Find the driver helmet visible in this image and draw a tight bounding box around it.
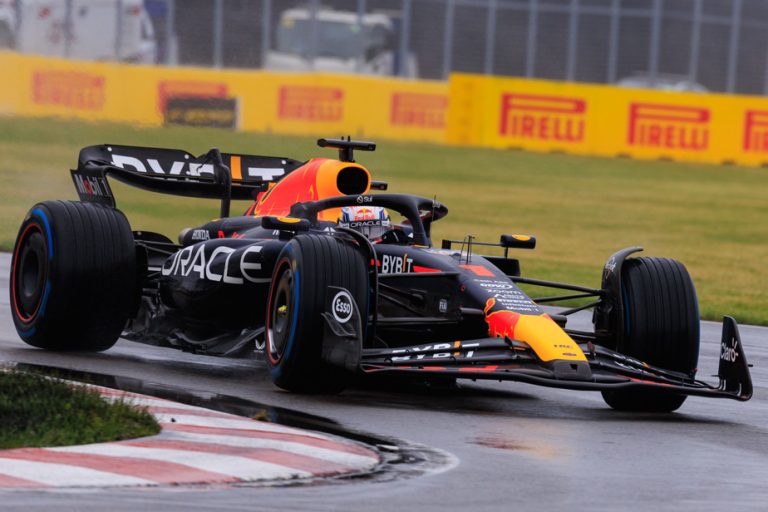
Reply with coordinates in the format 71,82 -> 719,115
338,206 -> 391,241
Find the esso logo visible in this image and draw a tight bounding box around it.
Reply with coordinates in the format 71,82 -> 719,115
332,291 -> 354,323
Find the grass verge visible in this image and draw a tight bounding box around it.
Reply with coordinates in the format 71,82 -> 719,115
0,116 -> 765,325
0,371 -> 160,449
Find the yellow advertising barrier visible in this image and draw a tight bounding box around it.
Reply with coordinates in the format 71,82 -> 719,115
446,73 -> 768,166
0,51 -> 448,144
4,51 -> 768,167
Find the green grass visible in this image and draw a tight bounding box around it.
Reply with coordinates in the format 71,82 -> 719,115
1,116 -> 766,325
0,371 -> 160,449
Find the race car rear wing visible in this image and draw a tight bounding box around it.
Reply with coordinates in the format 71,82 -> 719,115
71,144 -> 303,217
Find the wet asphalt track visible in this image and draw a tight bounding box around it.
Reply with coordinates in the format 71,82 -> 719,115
0,252 -> 766,511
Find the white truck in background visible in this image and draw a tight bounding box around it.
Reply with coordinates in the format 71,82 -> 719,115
10,0 -> 156,63
265,6 -> 418,77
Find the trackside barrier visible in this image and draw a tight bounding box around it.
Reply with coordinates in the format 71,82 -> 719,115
3,51 -> 768,166
446,73 -> 768,166
0,51 -> 448,143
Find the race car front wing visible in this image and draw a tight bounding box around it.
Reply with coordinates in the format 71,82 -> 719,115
357,316 -> 753,401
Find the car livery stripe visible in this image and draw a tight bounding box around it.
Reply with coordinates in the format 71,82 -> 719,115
230,155 -> 242,180
0,385 -> 380,489
459,264 -> 495,276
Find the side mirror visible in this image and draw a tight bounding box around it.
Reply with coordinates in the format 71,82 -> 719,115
261,216 -> 311,232
500,234 -> 536,250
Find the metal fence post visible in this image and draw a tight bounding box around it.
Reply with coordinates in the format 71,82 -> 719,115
14,0 -> 21,32
484,0 -> 497,75
166,0 -> 177,65
526,0 -> 539,78
606,0 -> 620,83
566,0 -> 579,81
65,0 -> 73,58
648,0 -> 662,87
399,0 -> 412,77
442,0 -> 455,80
308,0 -> 319,69
213,0 -> 223,68
356,0 -> 367,73
760,15 -> 768,94
688,0 -> 701,84
261,0 -> 272,68
726,0 -> 743,93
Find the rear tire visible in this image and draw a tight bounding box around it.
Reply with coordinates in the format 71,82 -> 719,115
602,257 -> 699,412
9,201 -> 137,352
265,234 -> 369,393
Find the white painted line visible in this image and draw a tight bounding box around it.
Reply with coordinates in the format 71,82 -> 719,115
0,459 -> 154,487
53,443 -> 312,480
165,431 -> 379,467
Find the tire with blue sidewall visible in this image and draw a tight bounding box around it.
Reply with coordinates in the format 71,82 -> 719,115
9,200 -> 136,351
265,233 -> 368,393
602,257 -> 700,412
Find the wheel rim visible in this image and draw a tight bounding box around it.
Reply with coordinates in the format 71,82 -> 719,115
12,224 -> 48,323
268,262 -> 294,364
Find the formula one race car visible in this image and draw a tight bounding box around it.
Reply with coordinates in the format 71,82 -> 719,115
9,138 -> 753,412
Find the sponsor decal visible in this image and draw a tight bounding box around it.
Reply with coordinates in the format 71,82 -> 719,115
498,93 -> 586,143
331,290 -> 354,324
476,280 -> 539,313
111,154 -> 215,176
720,340 -> 740,363
389,341 -> 480,362
72,174 -> 111,200
157,80 -> 228,113
484,298 -> 521,339
438,299 -> 448,314
278,86 -> 344,121
380,253 -> 413,274
190,229 -> 210,241
165,97 -> 238,129
390,92 -> 447,129
476,279 -> 515,290
32,70 -> 106,110
349,220 -> 385,229
352,207 -> 374,220
627,103 -> 709,151
356,195 -> 374,204
162,244 -> 265,284
70,170 -> 114,207
743,110 -> 768,153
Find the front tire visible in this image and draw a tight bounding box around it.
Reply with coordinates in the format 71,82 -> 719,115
265,234 -> 369,393
602,257 -> 700,412
10,201 -> 137,352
